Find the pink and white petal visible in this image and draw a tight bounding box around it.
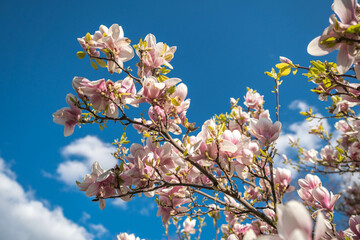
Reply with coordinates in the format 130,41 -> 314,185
145,33 -> 157,48
109,24 -> 121,40
307,36 -> 336,56
64,121 -> 76,137
277,201 -> 312,239
174,83 -> 188,101
289,229 -> 308,240
332,0 -> 357,24
221,139 -> 238,153
99,25 -> 109,34
118,45 -> 135,62
314,212 -> 327,240
337,44 -> 355,74
256,235 -> 282,240
164,78 -> 182,87
85,183 -> 100,197
354,63 -> 360,80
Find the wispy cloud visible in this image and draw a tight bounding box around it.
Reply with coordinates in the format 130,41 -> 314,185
56,135 -> 117,186
0,157 -> 93,240
112,198 -> 128,210
277,100 -> 330,155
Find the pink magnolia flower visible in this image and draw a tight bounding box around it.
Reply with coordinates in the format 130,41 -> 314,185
349,215 -> 360,239
335,120 -> 351,132
171,83 -> 190,115
320,145 -> 337,163
312,186 -> 341,211
302,149 -> 320,163
77,162 -> 116,210
349,142 -> 360,161
333,100 -> 357,114
148,105 -> 166,124
274,168 -> 294,193
298,174 -> 322,190
244,89 -> 264,109
279,56 -> 293,64
136,33 -> 176,77
298,174 -> 322,206
307,0 -> 359,74
138,76 -> 181,102
78,24 -> 134,74
230,106 -> 250,129
181,217 -> 196,234
95,24 -> 134,74
53,93 -> 82,137
156,187 -> 190,224
249,118 -> 282,144
257,201 -> 327,240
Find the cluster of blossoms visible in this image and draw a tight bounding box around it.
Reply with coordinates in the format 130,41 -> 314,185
298,174 -> 340,213
53,0 -> 360,238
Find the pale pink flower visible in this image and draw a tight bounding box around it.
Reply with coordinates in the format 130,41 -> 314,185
298,174 -> 323,206
171,83 -> 190,115
53,93 -> 82,137
78,24 -> 134,74
349,142 -> 360,160
96,24 -> 134,74
156,187 -> 190,224
335,120 -> 351,133
77,78 -> 120,118
181,217 -> 196,234
148,105 -> 166,124
256,201 -> 327,240
258,110 -> 271,120
307,0 -> 359,74
349,215 -> 360,239
274,168 -> 294,193
334,100 -> 357,114
320,145 -> 337,163
302,149 -> 320,163
138,76 -> 181,102
279,56 -> 293,64
298,174 -> 322,190
249,118 -> 282,144
136,33 -> 176,77
312,186 -> 341,211
77,162 -> 116,210
244,89 -> 264,109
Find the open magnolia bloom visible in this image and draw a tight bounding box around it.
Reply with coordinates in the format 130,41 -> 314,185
52,93 -> 81,137
257,201 -> 327,240
249,118 -> 282,144
307,0 -> 359,74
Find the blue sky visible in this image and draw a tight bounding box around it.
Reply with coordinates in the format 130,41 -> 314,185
0,0 -> 343,239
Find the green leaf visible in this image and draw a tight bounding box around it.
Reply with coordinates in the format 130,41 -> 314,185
345,22 -> 360,33
171,97 -> 181,106
95,59 -> 107,68
276,63 -> 289,69
85,33 -> 91,42
279,66 -> 291,76
90,60 -> 98,70
76,51 -> 86,59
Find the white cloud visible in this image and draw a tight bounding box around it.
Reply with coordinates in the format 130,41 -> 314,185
112,198 -> 128,210
56,135 -> 117,185
277,100 -> 330,155
139,202 -> 155,216
0,157 -> 93,240
274,100 -> 334,177
89,224 -> 108,238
